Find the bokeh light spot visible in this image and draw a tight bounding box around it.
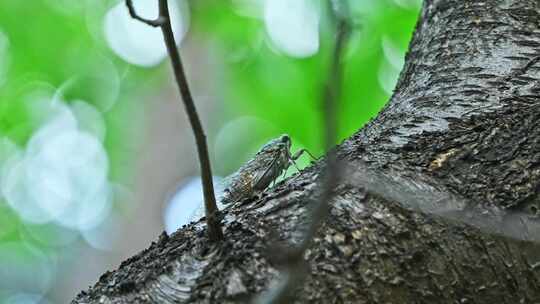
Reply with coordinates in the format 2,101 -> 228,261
1,151 -> 54,224
104,0 -> 190,67
70,100 -> 107,142
26,127 -> 110,230
2,94 -> 112,232
0,242 -> 56,294
263,0 -> 320,58
164,176 -> 223,235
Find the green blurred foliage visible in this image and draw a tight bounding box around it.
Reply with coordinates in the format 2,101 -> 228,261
192,0 -> 419,173
0,1 -> 162,300
0,0 -> 159,181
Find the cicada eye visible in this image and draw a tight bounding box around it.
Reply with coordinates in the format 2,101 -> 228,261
280,135 -> 290,144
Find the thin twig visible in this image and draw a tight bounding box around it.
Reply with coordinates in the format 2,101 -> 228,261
125,0 -> 165,27
158,0 -> 223,241
125,0 -> 223,241
261,1 -> 352,303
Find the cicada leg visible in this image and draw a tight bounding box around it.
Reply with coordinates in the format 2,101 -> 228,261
289,148 -> 318,171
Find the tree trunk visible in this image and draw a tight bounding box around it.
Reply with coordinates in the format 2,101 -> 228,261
73,0 -> 540,303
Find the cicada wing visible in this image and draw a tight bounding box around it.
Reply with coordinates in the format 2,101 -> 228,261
220,140 -> 289,204
221,170 -> 256,204
222,155 -> 277,204
251,153 -> 285,191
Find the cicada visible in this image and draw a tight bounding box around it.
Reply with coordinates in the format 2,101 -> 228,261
220,134 -> 314,204
187,134 -> 314,222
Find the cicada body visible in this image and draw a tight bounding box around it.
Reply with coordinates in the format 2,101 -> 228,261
220,134 -> 292,204
187,134 -> 312,222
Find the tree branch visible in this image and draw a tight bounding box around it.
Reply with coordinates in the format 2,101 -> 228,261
73,1 -> 540,302
125,0 -> 223,241
74,1 -> 540,302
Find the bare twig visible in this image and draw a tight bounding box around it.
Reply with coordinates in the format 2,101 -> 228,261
125,0 -> 165,27
125,0 -> 223,241
261,1 -> 352,303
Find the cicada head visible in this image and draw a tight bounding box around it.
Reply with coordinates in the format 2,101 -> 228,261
257,134 -> 291,154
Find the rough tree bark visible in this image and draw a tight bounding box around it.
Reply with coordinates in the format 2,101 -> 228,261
73,0 -> 540,303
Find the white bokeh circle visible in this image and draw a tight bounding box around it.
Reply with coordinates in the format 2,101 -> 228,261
1,96 -> 112,232
104,0 -> 190,67
263,0 -> 320,58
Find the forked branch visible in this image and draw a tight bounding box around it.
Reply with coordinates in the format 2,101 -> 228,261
125,0 -> 164,27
